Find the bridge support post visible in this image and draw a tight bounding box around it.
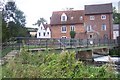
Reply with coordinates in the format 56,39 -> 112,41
76,50 -> 93,61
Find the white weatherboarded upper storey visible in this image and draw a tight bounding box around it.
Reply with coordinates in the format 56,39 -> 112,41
37,23 -> 51,38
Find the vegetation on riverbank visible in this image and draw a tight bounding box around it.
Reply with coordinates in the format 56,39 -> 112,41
109,47 -> 120,57
1,48 -> 119,78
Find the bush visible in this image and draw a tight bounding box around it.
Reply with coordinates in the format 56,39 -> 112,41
109,48 -> 120,56
70,31 -> 76,38
2,49 -> 118,78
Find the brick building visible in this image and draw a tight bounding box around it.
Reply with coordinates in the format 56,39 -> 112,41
50,10 -> 85,39
50,3 -> 113,39
84,3 -> 113,39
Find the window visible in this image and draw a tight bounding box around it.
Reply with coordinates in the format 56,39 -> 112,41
70,25 -> 75,31
80,16 -> 83,20
62,16 -> 65,21
61,36 -> 67,39
113,25 -> 119,30
41,27 -> 42,30
89,35 -> 93,38
43,32 -> 45,36
61,26 -> 67,33
90,16 -> 95,20
101,24 -> 106,31
87,25 -> 92,32
61,13 -> 67,21
39,32 -> 41,36
101,15 -> 106,20
47,32 -> 49,35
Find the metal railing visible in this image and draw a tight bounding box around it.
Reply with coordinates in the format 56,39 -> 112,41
1,37 -> 118,57
14,37 -> 118,49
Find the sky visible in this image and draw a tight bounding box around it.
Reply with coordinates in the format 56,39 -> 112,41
12,0 -> 120,28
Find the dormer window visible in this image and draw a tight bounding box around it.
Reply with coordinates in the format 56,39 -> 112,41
61,13 -> 67,21
62,16 -> 65,21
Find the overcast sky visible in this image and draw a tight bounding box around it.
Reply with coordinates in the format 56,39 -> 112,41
13,0 -> 119,28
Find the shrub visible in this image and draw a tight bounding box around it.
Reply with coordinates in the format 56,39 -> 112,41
70,31 -> 76,38
2,49 -> 118,78
109,48 -> 120,56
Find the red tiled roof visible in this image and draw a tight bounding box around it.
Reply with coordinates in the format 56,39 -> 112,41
85,3 -> 113,15
50,10 -> 84,25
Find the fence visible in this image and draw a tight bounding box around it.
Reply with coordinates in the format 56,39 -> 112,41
14,37 -> 118,49
1,38 -> 20,57
1,37 -> 118,57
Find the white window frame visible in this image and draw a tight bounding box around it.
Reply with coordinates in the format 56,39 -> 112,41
87,25 -> 92,32
90,16 -> 95,20
62,16 -> 65,21
61,26 -> 67,33
101,15 -> 106,20
61,13 -> 67,21
101,24 -> 106,31
70,25 -> 75,31
61,36 -> 67,39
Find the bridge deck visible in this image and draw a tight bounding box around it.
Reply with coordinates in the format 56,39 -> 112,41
28,45 -> 116,52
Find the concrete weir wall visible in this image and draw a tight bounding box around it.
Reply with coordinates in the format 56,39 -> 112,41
76,50 -> 93,60
93,48 -> 109,55
75,48 -> 109,60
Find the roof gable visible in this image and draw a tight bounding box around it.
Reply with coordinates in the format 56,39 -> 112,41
38,23 -> 51,30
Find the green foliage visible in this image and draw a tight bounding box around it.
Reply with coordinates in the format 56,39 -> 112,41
113,7 -> 120,24
2,21 -> 30,42
70,31 -> 76,38
2,1 -> 29,42
33,18 -> 47,26
2,20 -> 10,42
2,49 -> 118,78
109,48 -> 120,56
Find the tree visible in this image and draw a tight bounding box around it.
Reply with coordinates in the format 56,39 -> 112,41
113,7 -> 120,24
70,31 -> 76,38
2,1 -> 29,42
3,1 -> 26,26
14,9 -> 26,26
33,18 -> 47,26
2,19 -> 10,42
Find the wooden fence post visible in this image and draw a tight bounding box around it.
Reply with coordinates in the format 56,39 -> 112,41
46,39 -> 48,49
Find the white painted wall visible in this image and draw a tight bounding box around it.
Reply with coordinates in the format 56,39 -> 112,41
37,23 -> 51,38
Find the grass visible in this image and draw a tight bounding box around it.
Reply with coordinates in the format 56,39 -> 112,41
0,66 -> 2,80
1,47 -> 13,57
